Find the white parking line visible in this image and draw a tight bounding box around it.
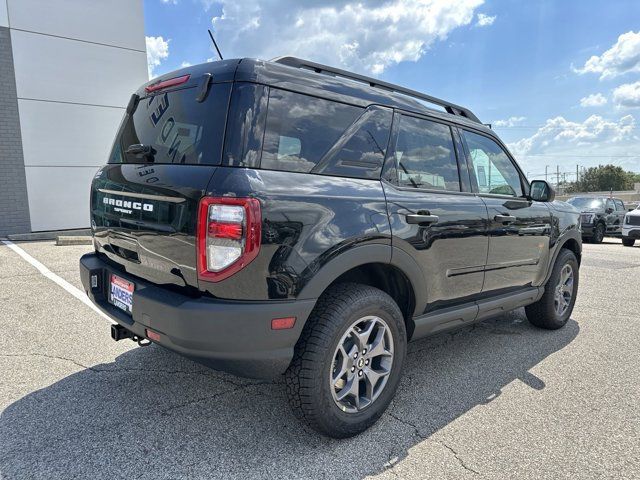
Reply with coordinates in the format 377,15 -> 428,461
1,239 -> 113,323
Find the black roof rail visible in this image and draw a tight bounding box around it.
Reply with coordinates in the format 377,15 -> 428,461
271,56 -> 481,124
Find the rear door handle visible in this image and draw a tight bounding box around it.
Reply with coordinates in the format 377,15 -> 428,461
494,214 -> 517,224
406,214 -> 439,225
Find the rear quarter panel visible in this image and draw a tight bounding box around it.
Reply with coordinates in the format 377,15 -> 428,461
202,167 -> 391,300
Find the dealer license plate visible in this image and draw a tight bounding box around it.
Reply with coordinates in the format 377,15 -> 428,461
109,274 -> 134,314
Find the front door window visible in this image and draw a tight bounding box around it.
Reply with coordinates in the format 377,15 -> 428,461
463,130 -> 523,197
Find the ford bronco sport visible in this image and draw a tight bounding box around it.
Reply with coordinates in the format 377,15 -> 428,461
80,57 -> 582,438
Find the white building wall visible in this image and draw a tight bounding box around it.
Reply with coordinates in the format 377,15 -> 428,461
7,0 -> 148,231
0,1 -> 8,28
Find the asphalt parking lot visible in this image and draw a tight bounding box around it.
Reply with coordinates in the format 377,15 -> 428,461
1,239 -> 639,479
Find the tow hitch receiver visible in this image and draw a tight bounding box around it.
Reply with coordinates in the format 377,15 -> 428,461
110,324 -> 151,346
111,324 -> 133,341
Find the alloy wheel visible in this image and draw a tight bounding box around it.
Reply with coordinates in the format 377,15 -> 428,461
554,264 -> 574,316
330,315 -> 394,413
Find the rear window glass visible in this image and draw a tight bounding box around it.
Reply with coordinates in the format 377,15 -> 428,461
109,85 -> 228,165
394,115 -> 460,191
261,89 -> 363,173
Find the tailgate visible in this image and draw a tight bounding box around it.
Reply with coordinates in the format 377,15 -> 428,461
91,164 -> 217,291
90,67 -> 234,293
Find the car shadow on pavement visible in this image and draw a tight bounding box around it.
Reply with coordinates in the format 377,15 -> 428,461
1,309 -> 579,479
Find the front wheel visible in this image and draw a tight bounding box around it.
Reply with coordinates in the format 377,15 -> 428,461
285,283 -> 407,438
622,237 -> 635,247
525,249 -> 579,330
592,222 -> 605,244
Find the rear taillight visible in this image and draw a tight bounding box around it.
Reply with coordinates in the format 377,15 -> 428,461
197,197 -> 261,282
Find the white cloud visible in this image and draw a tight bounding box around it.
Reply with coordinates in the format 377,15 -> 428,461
475,13 -> 495,27
510,115 -> 636,156
161,0 -> 178,4
579,93 -> 607,107
180,61 -> 192,68
210,0 -> 484,74
574,31 -> 640,79
146,36 -> 170,78
613,81 -> 640,108
493,116 -> 526,127
508,115 -> 640,175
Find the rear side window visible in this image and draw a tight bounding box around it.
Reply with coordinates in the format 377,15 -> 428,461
615,199 -> 624,211
313,106 -> 393,179
109,84 -> 230,165
261,89 -> 363,173
393,115 -> 460,191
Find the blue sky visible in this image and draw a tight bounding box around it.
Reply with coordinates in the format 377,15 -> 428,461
144,0 -> 640,179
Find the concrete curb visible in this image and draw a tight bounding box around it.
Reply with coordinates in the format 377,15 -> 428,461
7,229 -> 91,241
55,236 -> 93,246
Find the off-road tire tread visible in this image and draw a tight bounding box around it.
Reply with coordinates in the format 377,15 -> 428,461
285,283 -> 404,438
525,249 -> 578,330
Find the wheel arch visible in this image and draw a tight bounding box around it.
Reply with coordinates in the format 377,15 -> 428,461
297,245 -> 427,340
543,231 -> 582,285
561,237 -> 581,265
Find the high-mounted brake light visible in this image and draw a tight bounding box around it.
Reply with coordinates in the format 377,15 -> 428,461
145,74 -> 190,93
197,197 -> 261,282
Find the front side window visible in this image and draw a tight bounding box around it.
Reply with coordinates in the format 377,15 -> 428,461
606,198 -> 615,211
261,89 -> 362,173
615,199 -> 625,211
463,130 -> 523,197
393,115 -> 460,191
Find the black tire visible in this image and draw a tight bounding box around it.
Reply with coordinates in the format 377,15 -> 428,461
592,222 -> 605,244
525,249 -> 579,330
622,237 -> 635,247
285,283 -> 407,438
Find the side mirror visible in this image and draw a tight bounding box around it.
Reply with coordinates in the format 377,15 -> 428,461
529,180 -> 555,202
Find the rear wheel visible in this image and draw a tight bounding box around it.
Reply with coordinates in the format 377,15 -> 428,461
592,222 -> 605,244
622,237 -> 635,247
285,283 -> 406,438
525,249 -> 579,330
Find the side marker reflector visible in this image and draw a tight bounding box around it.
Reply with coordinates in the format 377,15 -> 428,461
271,317 -> 296,330
145,329 -> 161,342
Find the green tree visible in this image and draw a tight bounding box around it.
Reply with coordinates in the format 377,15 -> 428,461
575,164 -> 634,192
627,171 -> 640,185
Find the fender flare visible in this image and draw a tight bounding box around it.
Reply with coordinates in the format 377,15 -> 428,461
542,229 -> 582,285
297,244 -> 427,317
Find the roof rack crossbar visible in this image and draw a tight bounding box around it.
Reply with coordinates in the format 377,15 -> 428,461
271,56 -> 481,124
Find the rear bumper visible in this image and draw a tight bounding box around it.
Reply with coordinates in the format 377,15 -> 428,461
79,253 -> 316,379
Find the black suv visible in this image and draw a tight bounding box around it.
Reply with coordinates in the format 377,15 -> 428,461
80,57 -> 582,438
567,196 -> 627,243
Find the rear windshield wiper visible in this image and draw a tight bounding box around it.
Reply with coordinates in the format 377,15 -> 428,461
125,143 -> 156,162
